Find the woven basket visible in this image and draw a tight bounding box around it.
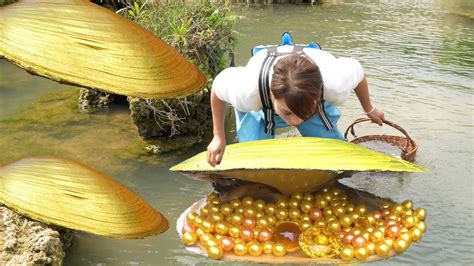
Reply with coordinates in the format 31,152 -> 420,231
344,118 -> 418,162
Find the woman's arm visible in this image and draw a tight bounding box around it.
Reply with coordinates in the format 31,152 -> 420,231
207,89 -> 228,166
354,77 -> 385,125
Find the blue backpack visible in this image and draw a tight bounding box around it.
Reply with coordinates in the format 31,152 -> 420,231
251,32 -> 321,56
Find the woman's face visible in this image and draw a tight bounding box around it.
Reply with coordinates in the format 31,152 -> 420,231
272,98 -> 304,127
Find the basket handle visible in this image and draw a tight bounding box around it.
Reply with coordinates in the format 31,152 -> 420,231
344,118 -> 415,151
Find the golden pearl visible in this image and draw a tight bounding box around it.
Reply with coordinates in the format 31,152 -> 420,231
366,214 -> 377,226
181,232 -> 197,246
316,198 -> 328,209
355,204 -> 368,216
229,213 -> 243,225
219,203 -> 233,216
398,232 -> 411,242
315,220 -> 326,228
248,242 -> 263,256
327,220 -> 341,232
410,228 -> 423,242
375,243 -> 391,257
218,236 -> 234,252
414,208 -> 427,221
263,242 -> 273,254
276,198 -> 288,209
291,192 -> 303,201
322,192 -> 333,202
339,214 -> 353,228
315,234 -> 329,245
288,198 -> 300,209
370,230 -> 385,243
276,208 -> 288,220
264,203 -> 277,215
289,208 -> 301,220
383,237 -> 394,247
195,228 -> 205,237
401,215 -> 417,228
266,215 -> 277,225
243,206 -> 257,218
228,225 -> 241,238
230,199 -> 241,208
366,242 -> 376,255
256,211 -> 265,219
300,201 -> 313,213
355,246 -> 369,261
235,206 -> 244,215
199,233 -> 212,243
201,219 -> 214,233
301,221 -> 312,230
386,214 -> 400,222
303,194 -> 314,202
206,238 -> 219,248
402,200 -> 414,210
214,221 -> 229,235
207,192 -> 219,200
258,229 -> 273,242
415,221 -> 426,233
333,206 -> 345,217
272,242 -> 287,257
210,212 -> 224,223
323,208 -> 333,217
393,238 -> 409,253
391,204 -> 404,215
340,245 -> 355,261
253,199 -> 266,210
361,231 -> 370,242
242,196 -> 254,206
193,215 -> 204,227
380,202 -> 391,209
300,214 -> 311,222
186,212 -> 198,224
309,208 -> 323,221
233,242 -> 247,256
257,217 -> 270,229
404,209 -> 414,216
351,213 -> 360,221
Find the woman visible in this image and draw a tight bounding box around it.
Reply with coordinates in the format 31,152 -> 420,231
207,41 -> 384,166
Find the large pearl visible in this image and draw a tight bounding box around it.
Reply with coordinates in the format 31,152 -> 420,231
276,208 -> 289,220
186,212 -> 198,224
370,230 -> 385,243
333,206 -> 345,217
355,246 -> 369,261
340,245 -> 355,261
342,232 -> 355,245
289,198 -> 300,209
193,216 -> 204,227
181,223 -> 196,234
315,198 -> 328,209
303,194 -> 314,202
210,212 -> 224,223
182,232 -> 197,246
339,214 -> 353,228
393,238 -> 409,253
218,236 -> 234,252
327,220 -> 341,232
272,242 -> 287,257
243,206 -> 257,218
257,217 -> 270,229
214,221 -> 229,236
266,215 -> 277,226
233,242 -> 248,256
248,241 -> 264,256
366,242 -> 376,255
398,232 -> 411,242
291,192 -> 303,201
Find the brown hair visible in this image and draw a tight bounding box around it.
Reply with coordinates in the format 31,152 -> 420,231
270,54 -> 323,121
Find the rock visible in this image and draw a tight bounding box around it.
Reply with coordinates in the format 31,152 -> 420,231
78,88 -> 113,113
0,206 -> 73,266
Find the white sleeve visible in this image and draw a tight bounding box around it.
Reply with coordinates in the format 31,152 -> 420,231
305,49 -> 365,106
211,54 -> 264,112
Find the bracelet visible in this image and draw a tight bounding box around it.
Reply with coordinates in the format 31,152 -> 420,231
364,106 -> 376,115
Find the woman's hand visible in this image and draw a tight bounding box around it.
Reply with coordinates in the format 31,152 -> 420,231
366,107 -> 385,126
207,135 -> 226,167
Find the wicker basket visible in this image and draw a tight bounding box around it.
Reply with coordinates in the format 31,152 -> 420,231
344,118 -> 418,162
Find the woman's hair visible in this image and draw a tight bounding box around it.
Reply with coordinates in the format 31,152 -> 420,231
271,54 -> 323,121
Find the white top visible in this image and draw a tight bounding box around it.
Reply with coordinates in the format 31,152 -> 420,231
212,46 -> 365,112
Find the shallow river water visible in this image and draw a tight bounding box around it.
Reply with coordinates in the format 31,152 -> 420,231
1,0 -> 473,265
